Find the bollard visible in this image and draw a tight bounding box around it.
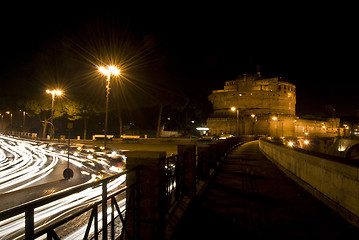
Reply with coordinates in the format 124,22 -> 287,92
125,151 -> 166,240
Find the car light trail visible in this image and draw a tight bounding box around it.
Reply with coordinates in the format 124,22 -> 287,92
0,134 -> 127,239
0,137 -> 58,193
0,175 -> 126,239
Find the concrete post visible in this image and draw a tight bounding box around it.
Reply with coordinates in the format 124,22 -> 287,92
197,145 -> 210,180
177,144 -> 196,195
125,151 -> 166,240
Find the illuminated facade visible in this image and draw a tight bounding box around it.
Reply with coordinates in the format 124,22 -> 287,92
295,118 -> 341,137
207,73 -> 296,136
207,73 -> 343,137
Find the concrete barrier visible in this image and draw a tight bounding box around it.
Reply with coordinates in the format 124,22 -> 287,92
259,139 -> 359,227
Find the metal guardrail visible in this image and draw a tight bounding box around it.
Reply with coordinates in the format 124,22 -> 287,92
165,153 -> 186,212
0,167 -> 141,240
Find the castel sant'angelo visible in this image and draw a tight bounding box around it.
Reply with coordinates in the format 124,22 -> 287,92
206,72 -> 340,137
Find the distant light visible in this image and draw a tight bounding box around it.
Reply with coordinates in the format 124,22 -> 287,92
304,140 -> 309,145
288,141 -> 294,147
251,114 -> 255,118
338,145 -> 346,152
196,127 -> 209,131
231,107 -> 236,111
272,116 -> 277,121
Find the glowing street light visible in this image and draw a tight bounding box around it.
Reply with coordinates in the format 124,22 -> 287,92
272,116 -> 278,137
46,89 -> 63,139
231,107 -> 239,136
97,65 -> 121,147
6,111 -> 12,130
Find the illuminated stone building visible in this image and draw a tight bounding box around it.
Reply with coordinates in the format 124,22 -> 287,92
295,118 -> 341,138
207,73 -> 297,136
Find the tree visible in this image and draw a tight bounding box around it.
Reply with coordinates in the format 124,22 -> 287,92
23,97 -> 86,138
23,98 -> 53,138
63,99 -> 83,121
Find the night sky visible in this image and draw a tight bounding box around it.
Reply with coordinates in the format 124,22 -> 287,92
0,4 -> 357,116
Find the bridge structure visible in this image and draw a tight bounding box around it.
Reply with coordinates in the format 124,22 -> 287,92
0,136 -> 243,239
1,136 -> 359,239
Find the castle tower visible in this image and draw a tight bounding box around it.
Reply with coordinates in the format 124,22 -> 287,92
207,73 -> 296,137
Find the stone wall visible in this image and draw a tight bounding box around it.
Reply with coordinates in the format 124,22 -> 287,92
259,139 -> 359,227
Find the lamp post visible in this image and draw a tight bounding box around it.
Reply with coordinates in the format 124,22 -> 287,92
97,65 -> 120,147
20,110 -> 26,133
0,114 -> 3,132
251,114 -> 257,135
46,89 -> 62,139
272,116 -> 278,137
6,111 -> 12,131
231,107 -> 239,136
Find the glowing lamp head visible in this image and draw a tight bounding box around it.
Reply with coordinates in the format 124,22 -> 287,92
231,107 -> 236,112
98,66 -> 109,76
288,141 -> 294,147
46,89 -> 63,96
272,116 -> 278,121
98,65 -> 120,77
108,65 -> 120,76
304,140 -> 310,145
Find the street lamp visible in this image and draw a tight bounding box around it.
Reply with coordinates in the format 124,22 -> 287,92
272,116 -> 278,137
46,89 -> 62,139
251,114 -> 257,135
231,107 -> 239,136
97,65 -> 120,147
6,111 -> 12,130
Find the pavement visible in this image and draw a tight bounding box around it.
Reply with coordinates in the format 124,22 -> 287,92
172,140 -> 359,240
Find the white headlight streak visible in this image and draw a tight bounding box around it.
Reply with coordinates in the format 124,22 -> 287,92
0,134 -> 127,239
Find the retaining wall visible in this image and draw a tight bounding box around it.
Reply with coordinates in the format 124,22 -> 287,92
259,139 -> 359,227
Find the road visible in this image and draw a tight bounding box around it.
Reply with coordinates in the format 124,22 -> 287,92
0,135 -> 125,195
0,134 -> 126,239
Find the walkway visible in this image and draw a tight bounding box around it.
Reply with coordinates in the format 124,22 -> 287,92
172,141 -> 359,239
